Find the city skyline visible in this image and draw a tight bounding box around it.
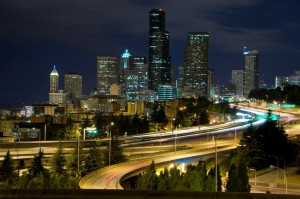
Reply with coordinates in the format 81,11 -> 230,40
1,0 -> 300,107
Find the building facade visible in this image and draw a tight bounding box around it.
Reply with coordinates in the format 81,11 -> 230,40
49,65 -> 67,104
183,32 -> 210,96
231,70 -> 244,98
243,50 -> 259,97
97,56 -> 118,95
64,73 -> 82,99
148,9 -> 171,91
119,50 -> 131,96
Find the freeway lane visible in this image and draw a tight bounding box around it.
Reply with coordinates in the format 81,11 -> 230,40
80,108 -> 298,190
80,139 -> 237,189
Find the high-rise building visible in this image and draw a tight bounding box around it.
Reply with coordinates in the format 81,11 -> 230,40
125,56 -> 148,100
50,65 -> 59,93
243,49 -> 259,97
119,49 -> 131,96
183,32 -> 210,96
148,8 -> 171,91
64,73 -> 82,99
49,65 -> 66,104
231,70 -> 244,98
96,56 -> 118,95
130,56 -> 148,91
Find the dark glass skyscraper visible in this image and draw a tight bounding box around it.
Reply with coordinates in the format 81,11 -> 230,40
183,32 -> 209,96
148,9 -> 171,91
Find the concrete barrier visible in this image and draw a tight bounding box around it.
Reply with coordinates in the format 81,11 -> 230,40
0,189 -> 299,199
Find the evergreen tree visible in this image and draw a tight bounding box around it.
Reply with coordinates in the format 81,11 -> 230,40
237,161 -> 251,192
83,146 -> 103,176
226,164 -> 239,192
199,110 -> 210,125
104,137 -> 125,165
239,110 -> 297,169
207,166 -> 222,192
0,150 -> 17,187
226,162 -> 251,192
50,142 -> 66,175
197,159 -> 207,191
169,165 -> 181,190
28,149 -> 46,177
136,161 -> 158,190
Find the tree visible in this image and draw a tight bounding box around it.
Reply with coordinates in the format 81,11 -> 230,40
83,146 -> 103,176
226,162 -> 251,192
199,110 -> 209,125
0,150 -> 17,187
239,110 -> 298,169
151,106 -> 168,130
136,161 -> 158,190
28,149 -> 46,177
226,164 -> 239,192
50,142 -> 66,175
104,137 -> 125,165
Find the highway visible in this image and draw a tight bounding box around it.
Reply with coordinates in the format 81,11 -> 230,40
79,107 -> 298,190
80,139 -> 237,189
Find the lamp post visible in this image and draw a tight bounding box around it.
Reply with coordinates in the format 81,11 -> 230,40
268,155 -> 279,181
76,123 -> 81,177
214,133 -> 222,192
108,122 -> 114,166
174,127 -> 177,155
249,168 -> 256,185
270,165 -> 287,194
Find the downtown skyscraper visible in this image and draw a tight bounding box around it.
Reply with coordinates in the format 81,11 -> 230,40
243,49 -> 259,97
148,9 -> 171,91
96,56 -> 118,95
183,32 -> 210,96
64,73 -> 82,99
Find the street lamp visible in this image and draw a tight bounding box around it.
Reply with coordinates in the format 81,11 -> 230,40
213,133 -> 222,192
174,127 -> 177,155
108,122 -> 114,166
76,123 -> 81,177
270,165 -> 287,194
249,168 -> 256,185
268,155 -> 279,181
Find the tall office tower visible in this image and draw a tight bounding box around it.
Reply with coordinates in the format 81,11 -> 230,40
50,65 -> 59,93
177,66 -> 184,89
243,49 -> 259,97
125,56 -> 148,100
96,56 -> 118,95
130,56 -> 148,90
64,73 -> 82,99
49,65 -> 66,104
231,70 -> 244,98
119,49 -> 131,96
183,32 -> 210,96
148,8 -> 171,91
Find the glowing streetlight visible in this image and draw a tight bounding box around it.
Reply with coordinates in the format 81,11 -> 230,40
108,122 -> 114,166
270,165 -> 287,194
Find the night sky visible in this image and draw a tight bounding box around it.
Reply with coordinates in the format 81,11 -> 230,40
1,0 -> 300,108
